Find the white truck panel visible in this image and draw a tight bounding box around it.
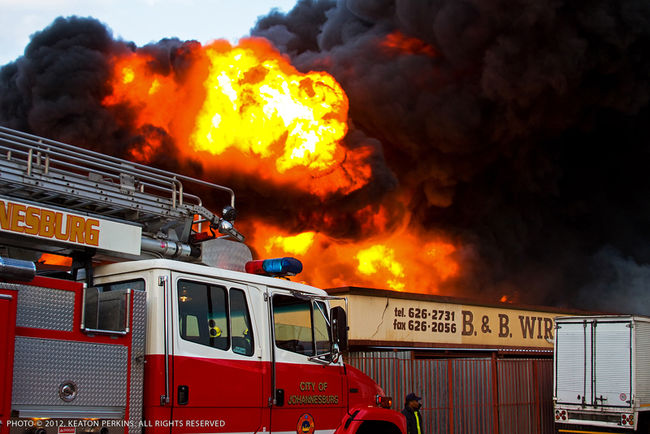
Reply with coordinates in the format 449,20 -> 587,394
555,319 -> 592,405
555,315 -> 650,431
634,320 -> 650,406
593,321 -> 631,407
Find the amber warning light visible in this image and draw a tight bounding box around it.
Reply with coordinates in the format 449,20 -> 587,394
376,395 -> 393,408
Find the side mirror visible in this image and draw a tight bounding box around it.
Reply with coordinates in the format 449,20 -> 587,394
331,343 -> 341,364
330,306 -> 348,352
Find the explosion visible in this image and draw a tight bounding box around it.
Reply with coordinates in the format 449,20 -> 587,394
97,34 -> 460,294
192,39 -> 348,174
103,37 -> 371,197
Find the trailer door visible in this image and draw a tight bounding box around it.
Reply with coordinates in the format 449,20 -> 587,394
593,320 -> 632,407
555,319 -> 593,405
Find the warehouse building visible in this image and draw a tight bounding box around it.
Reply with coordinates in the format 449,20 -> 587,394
328,287 -> 590,434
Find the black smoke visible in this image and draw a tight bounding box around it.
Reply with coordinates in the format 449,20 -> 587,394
252,0 -> 650,312
0,17 -> 120,146
0,16 -> 204,174
1,0 -> 649,314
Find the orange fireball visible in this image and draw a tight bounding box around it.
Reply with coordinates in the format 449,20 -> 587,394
101,36 -> 462,295
191,39 -> 348,174
103,38 -> 370,196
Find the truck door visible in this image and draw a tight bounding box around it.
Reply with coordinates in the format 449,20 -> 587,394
171,274 -> 264,433
269,289 -> 346,434
593,320 -> 632,407
555,319 -> 593,405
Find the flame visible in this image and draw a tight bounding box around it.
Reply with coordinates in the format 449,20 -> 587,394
103,54 -> 188,138
249,221 -> 459,293
426,241 -> 459,280
356,245 -> 405,291
101,37 -> 462,294
129,133 -> 165,162
39,253 -> 72,267
381,31 -> 437,57
265,231 -> 316,256
103,38 -> 370,196
499,294 -> 518,304
191,39 -> 348,174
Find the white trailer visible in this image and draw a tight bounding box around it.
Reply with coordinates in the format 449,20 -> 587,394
554,315 -> 650,432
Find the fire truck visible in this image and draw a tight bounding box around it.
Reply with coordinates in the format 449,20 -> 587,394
0,127 -> 405,434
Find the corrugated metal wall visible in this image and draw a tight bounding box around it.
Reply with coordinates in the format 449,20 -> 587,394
347,351 -> 553,434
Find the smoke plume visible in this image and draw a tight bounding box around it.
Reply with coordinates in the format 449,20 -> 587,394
252,0 -> 650,313
1,0 -> 649,313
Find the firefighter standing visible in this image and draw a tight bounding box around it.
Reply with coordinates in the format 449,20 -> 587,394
401,393 -> 424,434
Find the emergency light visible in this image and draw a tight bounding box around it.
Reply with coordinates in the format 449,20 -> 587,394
375,395 -> 393,409
245,257 -> 303,277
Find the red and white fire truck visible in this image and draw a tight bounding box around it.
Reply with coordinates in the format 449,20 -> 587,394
0,127 -> 405,434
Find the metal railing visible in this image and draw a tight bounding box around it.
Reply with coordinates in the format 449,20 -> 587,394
0,126 -> 240,245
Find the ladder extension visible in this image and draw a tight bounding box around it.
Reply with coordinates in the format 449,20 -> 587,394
0,126 -> 242,252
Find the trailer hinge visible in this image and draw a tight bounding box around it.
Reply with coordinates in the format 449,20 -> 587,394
264,293 -> 269,302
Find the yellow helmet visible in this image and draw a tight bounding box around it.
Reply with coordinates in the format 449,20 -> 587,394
208,319 -> 222,337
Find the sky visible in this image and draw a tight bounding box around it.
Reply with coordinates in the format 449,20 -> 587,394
0,0 -> 299,66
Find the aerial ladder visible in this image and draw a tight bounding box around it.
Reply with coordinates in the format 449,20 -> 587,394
0,125 -> 247,282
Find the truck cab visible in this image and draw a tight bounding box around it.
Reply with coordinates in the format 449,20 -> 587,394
86,258 -> 403,434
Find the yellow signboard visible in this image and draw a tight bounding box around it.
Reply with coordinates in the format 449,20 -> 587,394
341,292 -> 563,349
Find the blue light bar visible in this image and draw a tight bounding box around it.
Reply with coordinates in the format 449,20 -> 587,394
245,257 -> 303,277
